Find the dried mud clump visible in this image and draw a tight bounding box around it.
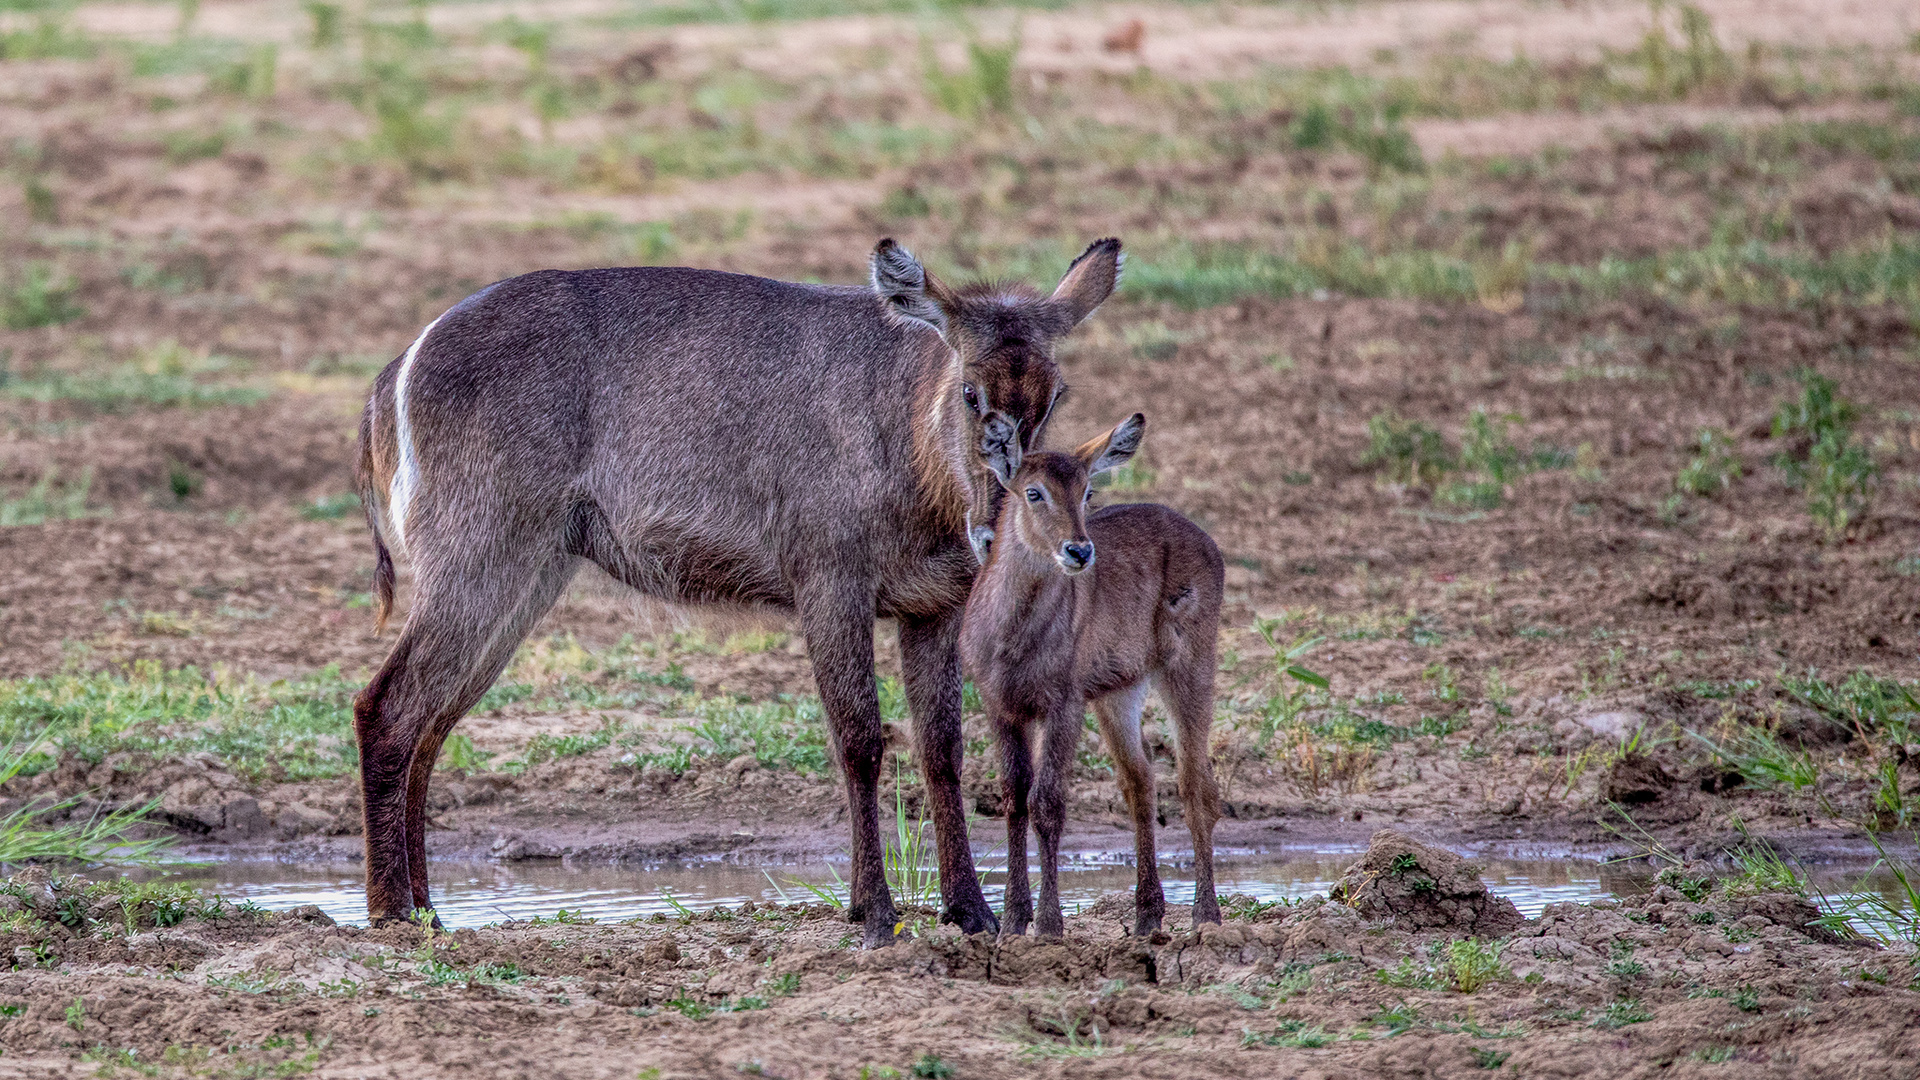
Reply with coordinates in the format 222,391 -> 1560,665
1329,829 -> 1525,937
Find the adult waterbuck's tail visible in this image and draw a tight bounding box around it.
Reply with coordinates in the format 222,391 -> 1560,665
355,388 -> 396,634
349,238 -> 1124,945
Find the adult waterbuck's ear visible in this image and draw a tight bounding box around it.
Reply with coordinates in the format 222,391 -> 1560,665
871,238 -> 958,335
981,421 -> 1021,488
1049,237 -> 1124,328
1077,412 -> 1146,476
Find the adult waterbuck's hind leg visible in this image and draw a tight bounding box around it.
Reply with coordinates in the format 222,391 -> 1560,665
398,554 -> 579,916
354,540 -> 576,925
797,577 -> 900,947
898,611 -> 997,935
1092,681 -> 1166,936
1157,661 -> 1223,926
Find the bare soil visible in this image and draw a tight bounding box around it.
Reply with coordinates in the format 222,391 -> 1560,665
4,0 -> 1920,1073
2,833 -> 1915,1079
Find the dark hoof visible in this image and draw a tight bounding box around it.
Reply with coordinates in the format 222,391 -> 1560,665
943,900 -> 1000,937
861,912 -> 902,949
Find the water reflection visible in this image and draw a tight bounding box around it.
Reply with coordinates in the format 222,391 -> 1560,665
143,850 -> 1661,929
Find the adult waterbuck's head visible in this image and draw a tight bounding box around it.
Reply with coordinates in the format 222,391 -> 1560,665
870,237 -> 1123,488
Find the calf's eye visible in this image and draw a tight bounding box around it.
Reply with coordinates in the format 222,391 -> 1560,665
1025,487 -> 1043,503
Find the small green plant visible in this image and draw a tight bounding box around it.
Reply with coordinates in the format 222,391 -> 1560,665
1423,663 -> 1460,703
1250,619 -> 1330,751
667,995 -> 713,1019
1592,998 -> 1653,1030
768,971 -> 802,996
1604,941 -> 1645,979
1376,956 -> 1443,990
1771,371 -> 1875,538
301,492 -> 362,520
1685,727 -> 1817,792
922,31 -> 1018,120
884,757 -> 940,923
23,176 -> 56,223
1446,938 -> 1509,994
1809,829 -> 1920,945
1361,411 -> 1451,487
1470,1048 -> 1511,1069
1724,830 -> 1808,896
1243,1019 -> 1333,1048
437,732 -> 494,774
2,262 -> 84,329
303,0 -> 342,47
909,1053 -> 954,1079
1804,432 -> 1877,539
1,466 -> 103,527
1655,866 -> 1715,902
1368,1001 -> 1421,1036
1675,428 -> 1742,496
64,997 -> 84,1032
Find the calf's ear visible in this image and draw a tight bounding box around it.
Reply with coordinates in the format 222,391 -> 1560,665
871,238 -> 958,336
1077,412 -> 1146,476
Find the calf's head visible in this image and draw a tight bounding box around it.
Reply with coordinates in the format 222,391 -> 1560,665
870,237 -> 1123,482
990,413 -> 1145,576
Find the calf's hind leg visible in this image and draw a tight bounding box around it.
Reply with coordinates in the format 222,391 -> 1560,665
1092,682 -> 1165,935
1157,664 -> 1223,926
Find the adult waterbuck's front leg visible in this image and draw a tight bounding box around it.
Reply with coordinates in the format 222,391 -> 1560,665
899,611 -> 997,935
798,577 -> 899,946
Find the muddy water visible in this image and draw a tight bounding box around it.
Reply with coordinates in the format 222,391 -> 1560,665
144,850 -> 1656,928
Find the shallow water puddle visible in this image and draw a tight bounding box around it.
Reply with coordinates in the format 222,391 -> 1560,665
149,850 -> 1654,928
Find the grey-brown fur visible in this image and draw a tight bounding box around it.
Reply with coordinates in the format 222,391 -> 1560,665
960,415 -> 1225,938
351,239 -> 1121,946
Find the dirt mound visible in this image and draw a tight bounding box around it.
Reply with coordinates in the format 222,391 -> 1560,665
1329,829 -> 1526,938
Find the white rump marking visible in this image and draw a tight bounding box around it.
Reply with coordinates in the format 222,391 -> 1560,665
387,312 -> 447,556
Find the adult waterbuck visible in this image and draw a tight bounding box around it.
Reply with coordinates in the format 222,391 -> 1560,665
961,414 -> 1225,938
352,238 -> 1123,945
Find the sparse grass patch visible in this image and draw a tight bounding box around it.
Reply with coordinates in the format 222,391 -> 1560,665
1685,726 -> 1818,792
0,662 -> 361,783
1592,998 -> 1653,1030
0,466 -> 103,527
4,342 -> 266,411
1770,371 -> 1876,538
1674,427 -> 1742,500
1242,1018 -> 1333,1048
1377,939 -> 1508,993
1362,412 -> 1451,488
1,262 -> 84,329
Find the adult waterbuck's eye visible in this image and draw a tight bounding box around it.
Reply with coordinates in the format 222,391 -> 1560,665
962,384 -> 982,413
1026,487 -> 1044,503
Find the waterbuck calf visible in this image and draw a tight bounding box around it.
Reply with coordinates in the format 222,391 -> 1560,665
352,237 -> 1123,945
960,414 -> 1225,938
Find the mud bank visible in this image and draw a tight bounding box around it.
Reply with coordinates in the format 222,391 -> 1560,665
1,833 -> 1913,1079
